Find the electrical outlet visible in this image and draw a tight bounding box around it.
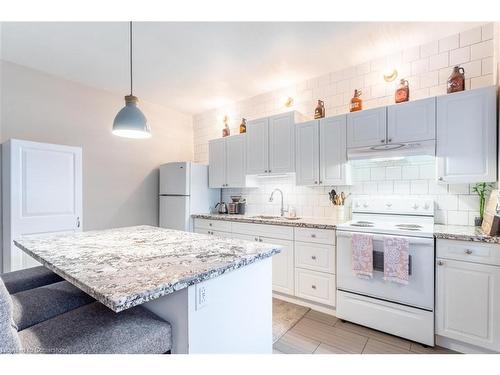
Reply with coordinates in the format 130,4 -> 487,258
196,284 -> 208,310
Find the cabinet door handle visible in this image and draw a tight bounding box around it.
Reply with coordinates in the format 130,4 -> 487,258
311,255 -> 317,260
209,223 -> 212,226
264,170 -> 268,173
314,181 -> 318,184
387,138 -> 392,143
437,260 -> 444,266
254,237 -> 259,241
311,285 -> 317,290
311,234 -> 316,238
259,238 -> 263,242
438,177 -> 444,181
381,139 -> 385,143
268,170 -> 272,173
465,249 -> 473,255
76,216 -> 80,228
319,181 -> 323,184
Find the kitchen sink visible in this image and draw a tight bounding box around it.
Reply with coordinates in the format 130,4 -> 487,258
251,215 -> 301,221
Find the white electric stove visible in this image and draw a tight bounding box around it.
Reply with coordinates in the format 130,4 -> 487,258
336,196 -> 436,346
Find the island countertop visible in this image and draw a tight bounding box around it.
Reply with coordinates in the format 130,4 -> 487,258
13,225 -> 281,312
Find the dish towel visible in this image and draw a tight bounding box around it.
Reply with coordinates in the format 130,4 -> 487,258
351,233 -> 373,279
383,237 -> 410,284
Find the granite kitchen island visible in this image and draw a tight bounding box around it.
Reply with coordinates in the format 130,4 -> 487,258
13,225 -> 281,354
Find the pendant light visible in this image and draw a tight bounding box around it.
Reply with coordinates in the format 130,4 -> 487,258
112,21 -> 151,139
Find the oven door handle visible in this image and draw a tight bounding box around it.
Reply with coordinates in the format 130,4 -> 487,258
336,231 -> 434,245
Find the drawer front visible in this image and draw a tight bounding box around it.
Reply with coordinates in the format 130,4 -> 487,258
295,241 -> 335,274
295,268 -> 336,306
194,218 -> 232,232
194,227 -> 232,239
437,239 -> 500,266
295,227 -> 335,245
231,222 -> 293,240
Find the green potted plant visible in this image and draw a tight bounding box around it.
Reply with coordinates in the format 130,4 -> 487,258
472,182 -> 494,226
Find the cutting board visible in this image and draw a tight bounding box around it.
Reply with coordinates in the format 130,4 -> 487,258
481,189 -> 500,235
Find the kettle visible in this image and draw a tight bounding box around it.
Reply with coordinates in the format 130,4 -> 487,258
215,202 -> 228,214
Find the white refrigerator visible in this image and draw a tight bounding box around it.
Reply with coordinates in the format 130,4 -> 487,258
159,162 -> 220,232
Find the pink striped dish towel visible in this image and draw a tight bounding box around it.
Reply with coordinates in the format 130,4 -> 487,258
351,233 -> 373,279
383,237 -> 410,285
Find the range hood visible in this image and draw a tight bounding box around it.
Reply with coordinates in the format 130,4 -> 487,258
347,139 -> 435,161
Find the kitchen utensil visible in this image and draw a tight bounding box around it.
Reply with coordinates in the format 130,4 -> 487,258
341,192 -> 346,205
215,202 -> 228,214
329,189 -> 337,205
231,195 -> 242,202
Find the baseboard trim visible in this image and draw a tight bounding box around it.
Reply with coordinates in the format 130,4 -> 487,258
273,292 -> 336,316
436,335 -> 499,354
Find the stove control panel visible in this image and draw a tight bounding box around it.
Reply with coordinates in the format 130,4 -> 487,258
352,197 -> 434,216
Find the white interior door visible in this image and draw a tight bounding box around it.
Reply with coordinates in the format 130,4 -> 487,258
3,139 -> 82,272
159,195 -> 190,231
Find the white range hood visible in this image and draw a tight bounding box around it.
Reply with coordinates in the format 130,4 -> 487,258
347,139 -> 435,161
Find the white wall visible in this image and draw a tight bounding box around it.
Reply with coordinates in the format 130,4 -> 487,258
0,61 -> 194,232
196,23 -> 496,225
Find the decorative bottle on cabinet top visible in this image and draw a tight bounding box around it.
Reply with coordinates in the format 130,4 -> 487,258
314,100 -> 325,119
447,66 -> 465,94
222,116 -> 230,137
350,89 -> 362,112
239,118 -> 247,134
395,79 -> 409,103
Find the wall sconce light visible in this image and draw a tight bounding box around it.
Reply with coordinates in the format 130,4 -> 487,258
284,97 -> 294,108
383,68 -> 398,82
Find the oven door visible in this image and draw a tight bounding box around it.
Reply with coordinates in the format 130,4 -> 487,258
336,230 -> 434,310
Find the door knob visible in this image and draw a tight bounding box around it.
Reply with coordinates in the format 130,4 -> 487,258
380,139 -> 385,143
311,255 -> 317,260
388,138 -> 392,143
437,260 -> 444,266
311,285 -> 317,290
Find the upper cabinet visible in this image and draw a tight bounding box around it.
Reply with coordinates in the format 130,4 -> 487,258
436,86 -> 497,184
347,107 -> 387,148
296,115 -> 350,186
387,97 -> 436,143
246,111 -> 299,175
209,134 -> 247,188
347,98 -> 436,149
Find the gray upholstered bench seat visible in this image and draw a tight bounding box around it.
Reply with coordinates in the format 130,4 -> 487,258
12,281 -> 95,330
1,266 -> 63,294
19,302 -> 172,354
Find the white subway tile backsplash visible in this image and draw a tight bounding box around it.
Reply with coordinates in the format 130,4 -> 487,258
447,210 -> 469,225
402,165 -> 419,180
470,39 -> 494,60
203,24 -> 492,225
429,52 -> 449,71
420,41 -> 438,58
460,27 -> 482,47
439,34 -> 459,52
449,46 -> 470,66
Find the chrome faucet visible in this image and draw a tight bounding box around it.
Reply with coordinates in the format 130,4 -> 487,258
269,188 -> 288,217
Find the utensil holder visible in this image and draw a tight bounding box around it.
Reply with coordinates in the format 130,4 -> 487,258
332,206 -> 347,221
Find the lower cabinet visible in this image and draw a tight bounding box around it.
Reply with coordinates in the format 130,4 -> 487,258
436,239 -> 500,352
194,219 -> 336,308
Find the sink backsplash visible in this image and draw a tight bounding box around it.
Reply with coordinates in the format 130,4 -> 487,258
221,156 -> 484,226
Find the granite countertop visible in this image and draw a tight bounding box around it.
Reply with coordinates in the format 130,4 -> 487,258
194,214 -> 500,244
433,224 -> 500,244
13,225 -> 281,312
192,213 -> 346,230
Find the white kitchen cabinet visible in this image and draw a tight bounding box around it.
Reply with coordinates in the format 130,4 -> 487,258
208,138 -> 226,188
208,135 -> 247,188
436,86 -> 497,184
320,115 -> 349,185
295,120 -> 319,186
436,257 -> 500,351
296,115 -> 350,186
387,97 -> 436,143
269,112 -> 296,174
246,111 -> 300,175
265,237 -> 295,295
295,268 -> 336,306
245,117 -> 269,175
347,107 -> 387,148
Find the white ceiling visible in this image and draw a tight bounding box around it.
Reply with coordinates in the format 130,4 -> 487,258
1,22 -> 483,114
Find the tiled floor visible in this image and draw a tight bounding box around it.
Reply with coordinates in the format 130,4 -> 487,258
273,302 -> 455,354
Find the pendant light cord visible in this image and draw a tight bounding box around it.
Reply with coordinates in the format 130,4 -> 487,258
129,21 -> 133,96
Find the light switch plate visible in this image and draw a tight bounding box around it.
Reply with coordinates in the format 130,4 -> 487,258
196,284 -> 208,310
